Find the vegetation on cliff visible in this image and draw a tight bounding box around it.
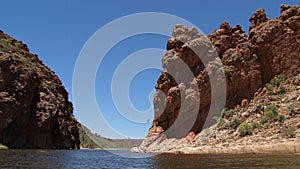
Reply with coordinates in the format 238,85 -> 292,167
195,73 -> 300,148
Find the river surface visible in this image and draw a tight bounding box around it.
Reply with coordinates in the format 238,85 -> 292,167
0,149 -> 300,169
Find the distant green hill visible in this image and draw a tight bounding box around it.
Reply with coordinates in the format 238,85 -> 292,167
79,124 -> 143,149
79,124 -> 101,149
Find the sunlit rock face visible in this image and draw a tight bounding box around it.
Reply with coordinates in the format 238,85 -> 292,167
146,4 -> 300,141
0,30 -> 80,149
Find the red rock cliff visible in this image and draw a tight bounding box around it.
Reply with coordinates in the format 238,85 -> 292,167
0,31 -> 80,149
147,4 -> 300,139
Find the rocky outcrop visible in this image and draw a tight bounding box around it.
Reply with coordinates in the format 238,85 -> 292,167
0,30 -> 80,149
134,4 -> 300,153
150,25 -> 224,139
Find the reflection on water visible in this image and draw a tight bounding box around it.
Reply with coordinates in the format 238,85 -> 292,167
0,149 -> 299,169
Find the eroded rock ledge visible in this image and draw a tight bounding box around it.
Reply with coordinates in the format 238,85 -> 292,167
133,4 -> 300,154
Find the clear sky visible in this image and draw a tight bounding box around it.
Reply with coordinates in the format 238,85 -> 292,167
0,0 -> 298,139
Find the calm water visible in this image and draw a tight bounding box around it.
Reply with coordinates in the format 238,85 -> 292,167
0,149 -> 300,169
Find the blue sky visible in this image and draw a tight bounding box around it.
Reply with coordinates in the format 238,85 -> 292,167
0,0 -> 298,139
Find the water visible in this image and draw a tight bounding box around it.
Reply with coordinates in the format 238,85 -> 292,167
0,149 -> 300,169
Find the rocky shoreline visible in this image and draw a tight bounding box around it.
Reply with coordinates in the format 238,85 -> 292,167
132,135 -> 300,154
170,139 -> 300,154
0,144 -> 8,149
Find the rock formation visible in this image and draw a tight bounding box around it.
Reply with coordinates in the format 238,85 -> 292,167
134,4 -> 300,153
0,31 -> 80,149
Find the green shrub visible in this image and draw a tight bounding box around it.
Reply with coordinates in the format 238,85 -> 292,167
264,110 -> 278,120
265,104 -> 278,113
261,111 -> 277,123
0,38 -> 12,46
217,118 -> 225,129
265,75 -> 286,90
281,127 -> 296,138
238,123 -> 253,137
261,104 -> 278,123
0,38 -> 23,53
266,83 -> 275,90
277,87 -> 287,95
261,104 -> 285,124
213,116 -> 225,129
230,118 -> 241,129
272,75 -> 286,86
252,122 -> 262,129
222,108 -> 236,118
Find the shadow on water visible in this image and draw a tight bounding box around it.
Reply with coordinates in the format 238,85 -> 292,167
0,149 -> 300,169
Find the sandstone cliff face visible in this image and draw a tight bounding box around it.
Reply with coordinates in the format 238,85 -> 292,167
137,5 -> 300,152
0,31 -> 80,149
